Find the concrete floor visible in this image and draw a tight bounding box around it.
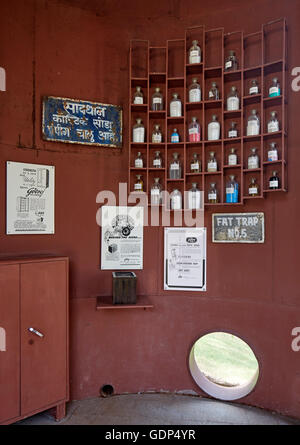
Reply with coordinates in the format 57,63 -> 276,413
15,393 -> 300,425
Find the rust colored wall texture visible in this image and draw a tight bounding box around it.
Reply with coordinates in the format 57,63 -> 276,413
0,0 -> 300,419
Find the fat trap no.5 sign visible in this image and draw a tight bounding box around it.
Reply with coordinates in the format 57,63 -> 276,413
212,213 -> 265,243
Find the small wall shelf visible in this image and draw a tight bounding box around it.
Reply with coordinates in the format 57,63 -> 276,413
96,296 -> 154,310
129,18 -> 287,208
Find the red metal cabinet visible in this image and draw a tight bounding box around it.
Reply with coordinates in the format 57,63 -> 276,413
0,257 -> 69,425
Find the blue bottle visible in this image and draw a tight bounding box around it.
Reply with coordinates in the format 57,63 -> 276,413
171,128 -> 180,143
226,175 -> 239,203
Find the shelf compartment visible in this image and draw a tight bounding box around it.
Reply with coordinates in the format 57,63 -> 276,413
186,63 -> 203,75
223,70 -> 242,81
167,77 -> 184,88
204,100 -> 222,109
243,94 -> 261,105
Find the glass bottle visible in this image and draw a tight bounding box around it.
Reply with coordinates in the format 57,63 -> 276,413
227,86 -> 240,111
267,111 -> 280,133
269,171 -> 280,189
134,151 -> 143,168
207,151 -> 218,172
208,114 -> 220,141
170,189 -> 182,210
171,128 -> 180,143
268,142 -> 279,162
152,124 -> 162,143
208,182 -> 218,203
248,177 -> 259,197
248,147 -> 259,169
228,121 -> 238,138
150,177 -> 162,205
249,79 -> 259,96
269,77 -> 281,97
153,150 -> 162,168
170,93 -> 182,117
134,174 -> 143,192
132,118 -> 145,142
133,86 -> 144,104
189,78 -> 201,102
226,174 -> 239,203
151,87 -> 163,111
187,183 -> 201,209
246,109 -> 260,136
190,153 -> 201,173
208,81 -> 220,100
188,116 -> 201,142
228,147 -> 238,166
189,40 -> 201,64
169,152 -> 182,179
225,50 -> 238,71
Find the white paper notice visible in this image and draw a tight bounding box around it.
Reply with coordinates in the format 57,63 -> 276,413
164,227 -> 206,291
6,161 -> 55,235
101,206 -> 144,270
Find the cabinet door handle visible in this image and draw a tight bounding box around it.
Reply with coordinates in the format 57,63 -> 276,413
28,327 -> 44,338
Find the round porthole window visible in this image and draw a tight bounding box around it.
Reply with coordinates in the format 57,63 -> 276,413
189,332 -> 259,401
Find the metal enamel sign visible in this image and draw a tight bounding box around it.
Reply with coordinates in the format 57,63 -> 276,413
212,213 -> 265,243
42,96 -> 122,148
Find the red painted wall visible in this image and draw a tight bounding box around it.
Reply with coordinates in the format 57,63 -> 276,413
0,0 -> 300,418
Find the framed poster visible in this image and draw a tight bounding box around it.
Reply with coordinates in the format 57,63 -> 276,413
164,227 -> 206,291
101,206 -> 144,270
6,161 -> 55,235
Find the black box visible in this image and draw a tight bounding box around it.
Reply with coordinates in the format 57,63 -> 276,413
112,272 -> 137,304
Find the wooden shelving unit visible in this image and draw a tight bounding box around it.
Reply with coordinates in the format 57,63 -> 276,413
129,18 -> 287,208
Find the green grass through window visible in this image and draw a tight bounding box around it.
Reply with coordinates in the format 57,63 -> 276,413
194,332 -> 259,387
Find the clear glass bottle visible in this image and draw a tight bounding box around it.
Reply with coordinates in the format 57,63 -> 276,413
249,177 -> 259,196
134,174 -> 143,192
188,116 -> 201,142
227,86 -> 240,111
189,78 -> 201,102
151,87 -> 163,111
133,86 -> 144,104
248,147 -> 260,169
170,93 -> 182,117
207,151 -> 218,172
153,150 -> 162,168
208,182 -> 218,203
226,174 -> 239,203
150,177 -> 162,205
132,118 -> 145,142
169,152 -> 182,179
228,121 -> 238,138
228,147 -> 238,166
134,151 -> 143,168
208,114 -> 220,140
269,170 -> 280,189
267,111 -> 280,133
249,79 -> 259,96
190,153 -> 201,173
225,50 -> 238,71
189,40 -> 201,64
208,81 -> 220,100
152,124 -> 162,143
267,142 -> 279,162
246,109 -> 260,136
269,77 -> 281,97
171,128 -> 180,143
170,189 -> 182,210
187,183 -> 201,209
